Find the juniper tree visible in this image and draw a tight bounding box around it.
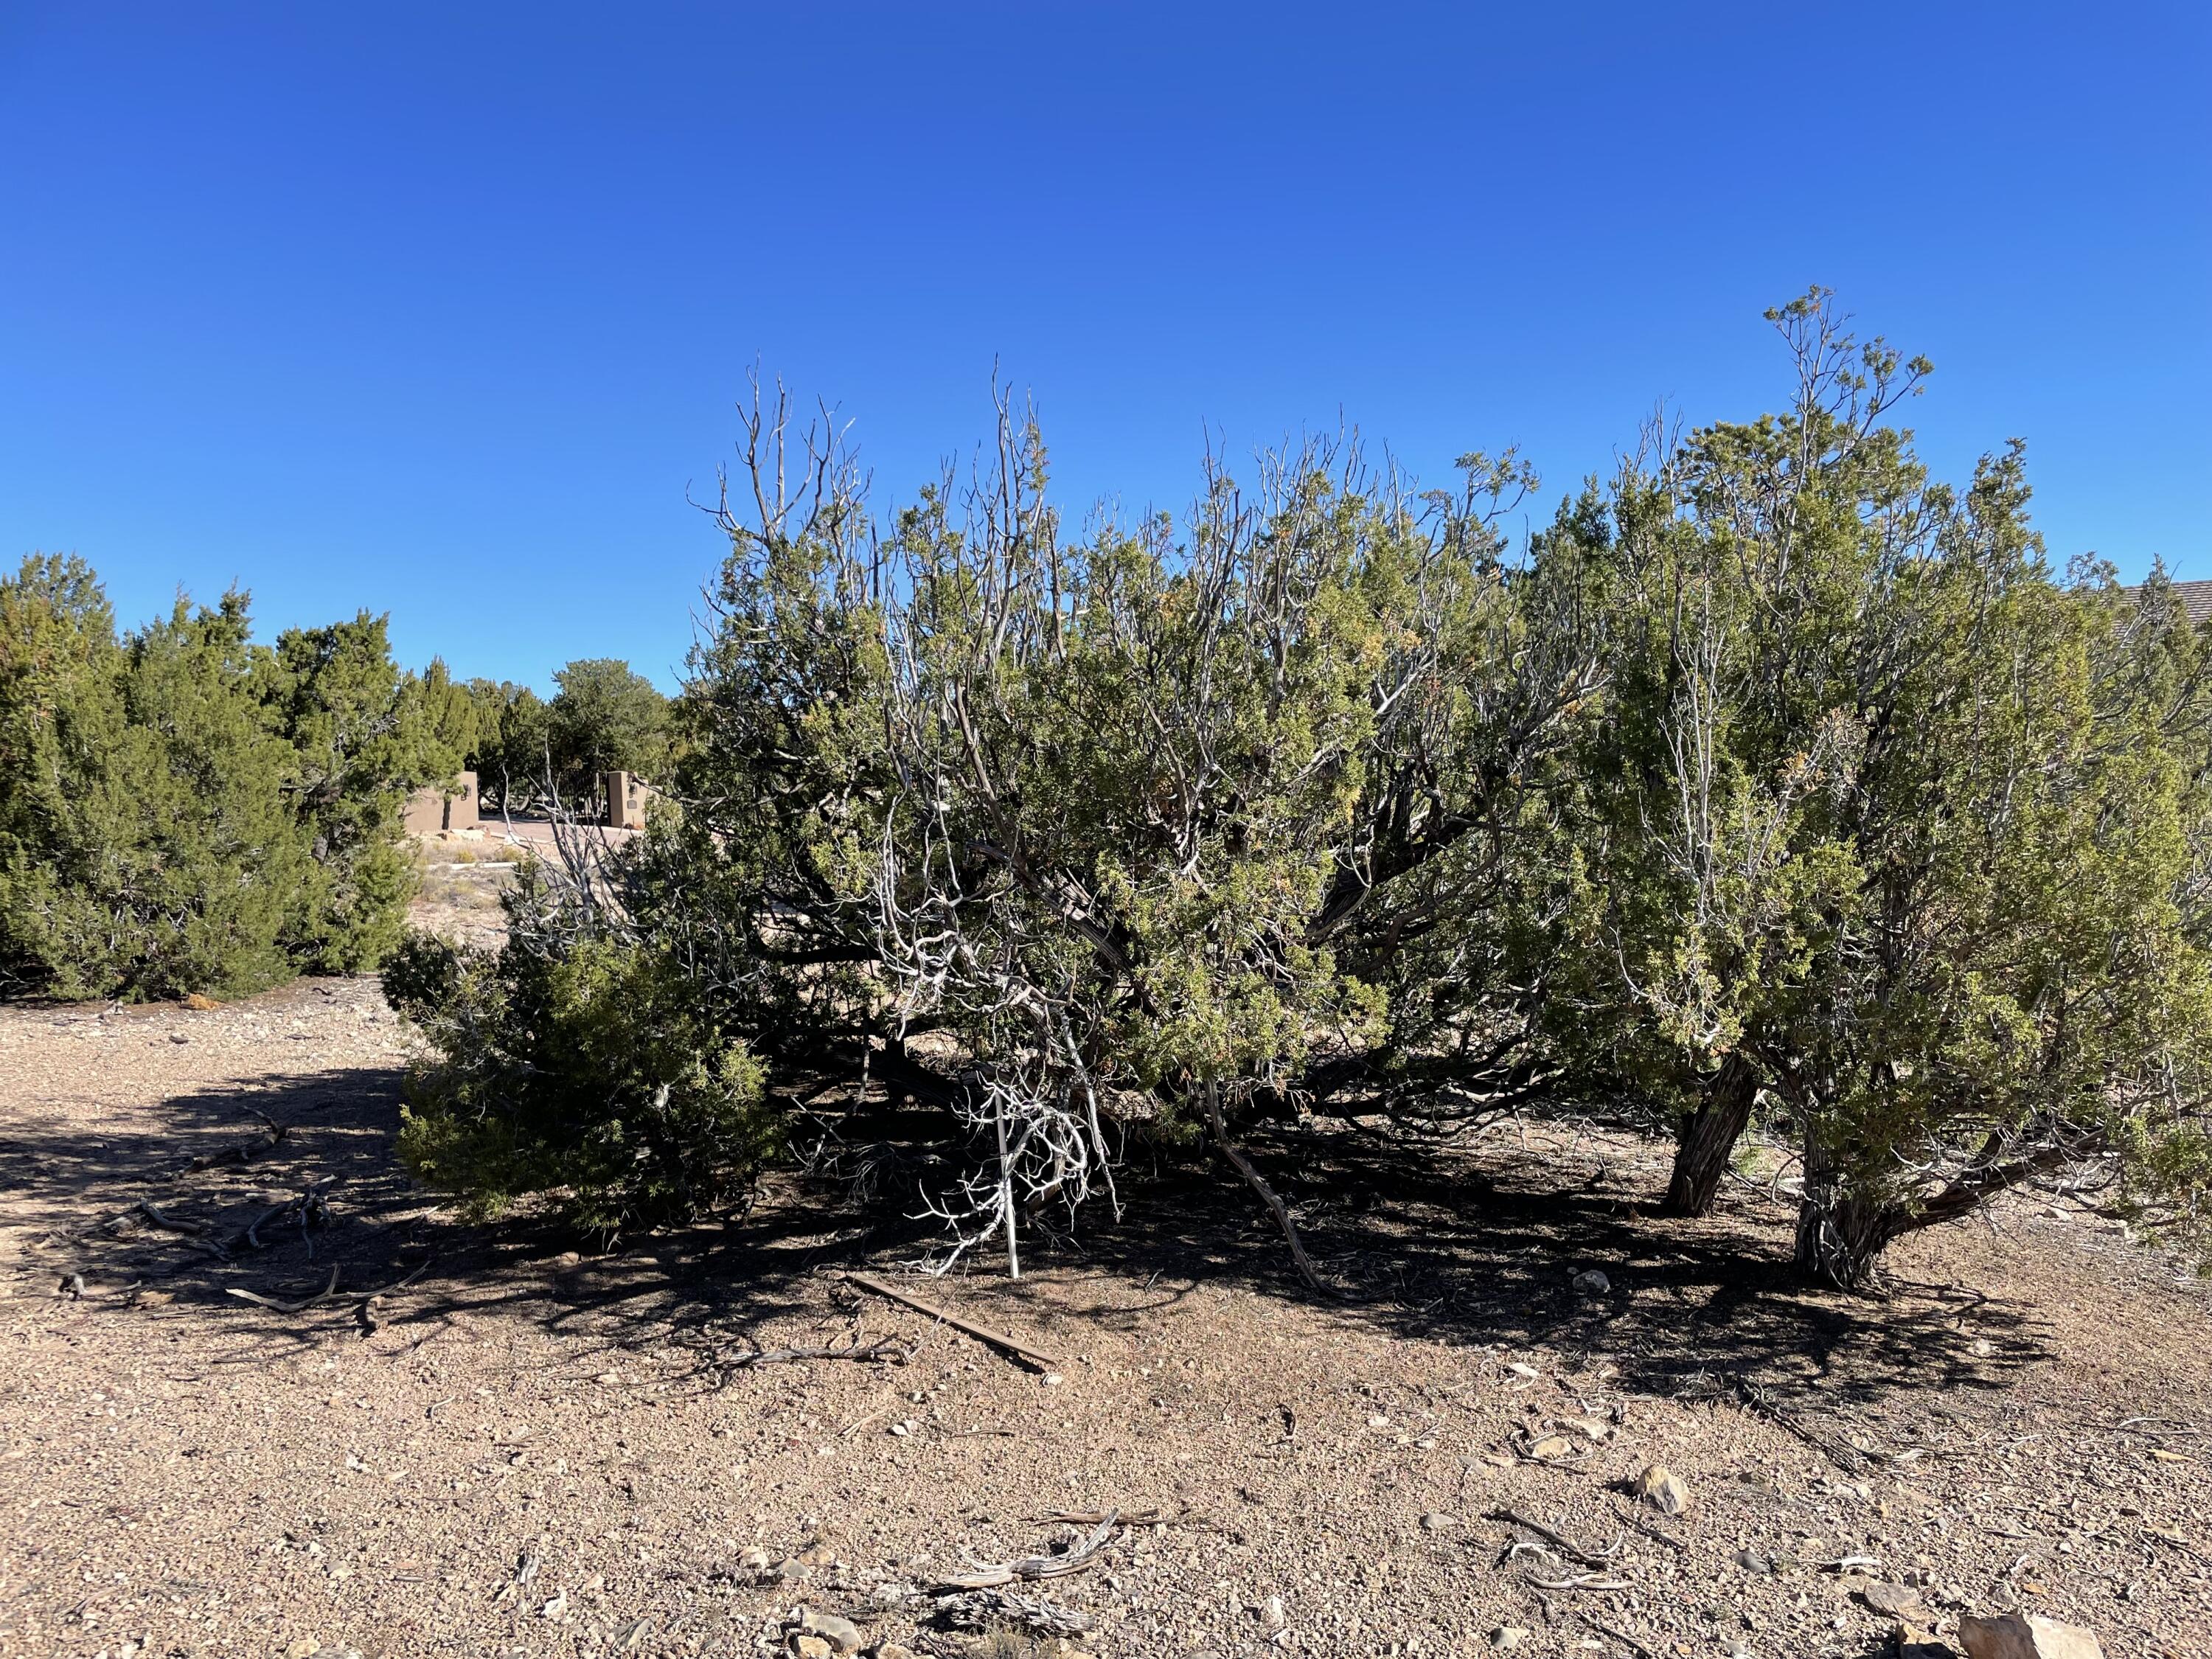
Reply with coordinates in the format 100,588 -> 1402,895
0,556 -> 453,1000
1566,293 -> 2212,1285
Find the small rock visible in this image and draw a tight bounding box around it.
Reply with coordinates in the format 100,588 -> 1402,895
1419,1512 -> 1454,1531
790,1638 -> 833,1659
540,1590 -> 568,1618
1958,1613 -> 2106,1659
1631,1464 -> 1691,1515
1524,1434 -> 1576,1461
1489,1628 -> 1530,1650
794,1607 -> 866,1654
1863,1580 -> 1924,1618
773,1556 -> 814,1585
1262,1594 -> 1286,1628
1735,1547 -> 1771,1574
1042,1372 -> 1065,1385
873,1646 -> 918,1659
1556,1412 -> 1614,1442
1571,1268 -> 1612,1295
737,1545 -> 772,1574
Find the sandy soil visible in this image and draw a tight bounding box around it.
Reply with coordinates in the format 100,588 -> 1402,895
4,871 -> 2210,1659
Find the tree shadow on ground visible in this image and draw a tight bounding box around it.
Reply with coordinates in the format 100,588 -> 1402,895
10,1053 -> 2051,1431
983,1114 -> 2056,1422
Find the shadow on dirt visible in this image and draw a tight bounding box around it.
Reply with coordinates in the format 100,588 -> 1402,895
11,1045 -> 2051,1424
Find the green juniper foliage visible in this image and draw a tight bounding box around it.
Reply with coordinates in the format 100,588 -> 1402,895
1561,292 -> 2212,1285
462,678 -> 552,813
546,658 -> 669,805
383,916 -> 773,1238
0,556 -> 462,1001
380,302 -> 2212,1285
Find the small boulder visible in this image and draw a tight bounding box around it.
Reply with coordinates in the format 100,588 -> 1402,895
1959,1613 -> 2105,1659
1863,1581 -> 1925,1618
1631,1464 -> 1691,1515
794,1608 -> 865,1655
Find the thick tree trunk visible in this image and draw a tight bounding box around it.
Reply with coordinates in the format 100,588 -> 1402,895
1663,1054 -> 1759,1217
1792,1138 -> 1902,1290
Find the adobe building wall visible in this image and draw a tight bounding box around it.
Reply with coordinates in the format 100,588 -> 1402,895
401,771 -> 480,835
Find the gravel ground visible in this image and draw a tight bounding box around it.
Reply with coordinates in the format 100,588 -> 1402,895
4,874 -> 2209,1658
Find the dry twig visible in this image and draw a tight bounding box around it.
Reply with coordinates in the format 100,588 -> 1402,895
1486,1509 -> 1619,1568
838,1272 -> 1060,1369
723,1334 -> 912,1369
225,1265 -> 340,1315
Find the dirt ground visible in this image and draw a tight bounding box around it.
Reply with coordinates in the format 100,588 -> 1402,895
4,869 -> 2211,1659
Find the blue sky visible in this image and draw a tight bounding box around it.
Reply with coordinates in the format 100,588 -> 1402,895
4,2 -> 2207,692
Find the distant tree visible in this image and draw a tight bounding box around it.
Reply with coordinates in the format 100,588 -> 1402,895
462,678 -> 552,813
258,616 -> 467,973
411,658 -> 484,782
547,658 -> 669,804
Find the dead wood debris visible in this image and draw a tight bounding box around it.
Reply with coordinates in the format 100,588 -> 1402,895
1203,1082 -> 1335,1296
1607,1503 -> 1688,1551
1580,1613 -> 1657,1655
1486,1509 -> 1621,1568
1522,1568 -> 1632,1593
223,1259 -> 431,1323
97,1200 -> 211,1240
935,1509 -> 1120,1590
838,1271 -> 1062,1370
225,1265 -> 340,1315
1029,1505 -> 1208,1529
722,1334 -> 914,1370
933,1587 -> 1094,1636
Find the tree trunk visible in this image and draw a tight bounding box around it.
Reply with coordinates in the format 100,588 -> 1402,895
1663,1054 -> 1759,1217
1792,1138 -> 1902,1290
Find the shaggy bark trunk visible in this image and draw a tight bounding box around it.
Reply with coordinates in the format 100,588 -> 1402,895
1792,1138 -> 1902,1290
1663,1054 -> 1759,1217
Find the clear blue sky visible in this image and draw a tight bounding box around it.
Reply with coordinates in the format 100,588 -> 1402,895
4,3 -> 2207,692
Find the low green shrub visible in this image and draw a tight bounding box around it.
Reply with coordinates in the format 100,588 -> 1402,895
383,916 -> 774,1237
